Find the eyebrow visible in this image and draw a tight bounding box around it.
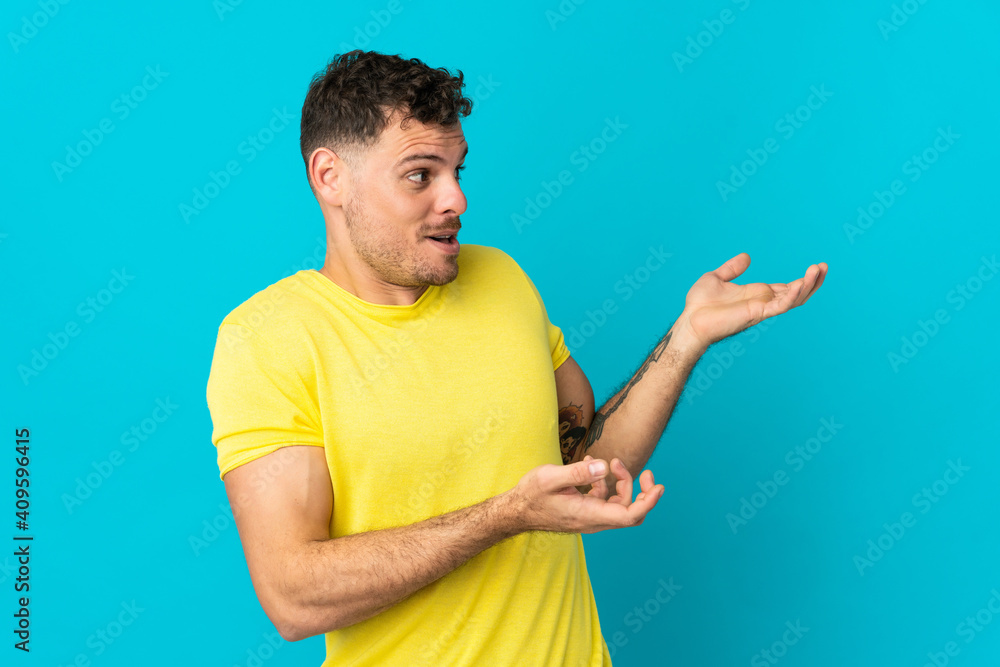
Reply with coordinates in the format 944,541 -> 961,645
394,144 -> 469,169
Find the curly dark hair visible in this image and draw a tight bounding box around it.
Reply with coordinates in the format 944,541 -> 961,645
299,50 -> 474,193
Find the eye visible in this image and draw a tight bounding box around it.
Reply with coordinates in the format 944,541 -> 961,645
406,165 -> 466,185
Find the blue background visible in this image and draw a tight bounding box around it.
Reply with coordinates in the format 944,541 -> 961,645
4,0 -> 999,665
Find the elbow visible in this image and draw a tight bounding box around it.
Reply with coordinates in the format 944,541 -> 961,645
270,602 -> 315,643
262,597 -> 304,642
268,596 -> 345,642
276,614 -> 347,642
255,562 -> 310,641
276,620 -> 308,643
258,553 -> 348,640
258,585 -> 315,642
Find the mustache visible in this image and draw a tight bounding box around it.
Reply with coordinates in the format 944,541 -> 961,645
424,216 -> 461,235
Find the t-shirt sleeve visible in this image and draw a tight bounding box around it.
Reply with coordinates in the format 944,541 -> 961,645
517,265 -> 572,372
206,322 -> 324,481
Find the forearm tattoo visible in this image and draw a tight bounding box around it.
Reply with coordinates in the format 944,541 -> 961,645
579,330 -> 674,457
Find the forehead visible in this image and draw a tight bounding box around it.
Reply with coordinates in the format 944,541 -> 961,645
374,113 -> 467,164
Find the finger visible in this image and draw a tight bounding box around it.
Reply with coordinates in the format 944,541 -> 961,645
583,455 -> 608,499
766,262 -> 827,310
636,469 -> 655,495
762,279 -> 802,319
801,262 -> 828,303
791,265 -> 819,308
788,274 -> 809,305
781,275 -> 808,312
588,474 -> 608,499
633,470 -> 658,504
621,482 -> 665,526
608,458 -> 633,506
553,456 -> 609,493
795,263 -> 827,307
710,252 -> 751,283
582,479 -> 665,529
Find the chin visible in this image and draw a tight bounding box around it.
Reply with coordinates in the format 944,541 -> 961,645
427,270 -> 459,287
423,263 -> 459,287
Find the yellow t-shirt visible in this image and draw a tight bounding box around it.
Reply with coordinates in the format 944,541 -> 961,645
206,244 -> 612,666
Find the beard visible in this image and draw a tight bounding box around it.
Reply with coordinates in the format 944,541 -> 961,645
343,193 -> 459,288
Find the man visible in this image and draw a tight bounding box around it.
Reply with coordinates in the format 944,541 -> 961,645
206,50 -> 827,666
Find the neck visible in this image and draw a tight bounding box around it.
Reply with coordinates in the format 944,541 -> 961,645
317,249 -> 428,307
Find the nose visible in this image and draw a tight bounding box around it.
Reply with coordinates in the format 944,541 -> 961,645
438,175 -> 467,217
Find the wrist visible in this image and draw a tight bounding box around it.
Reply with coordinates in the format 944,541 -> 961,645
492,488 -> 529,538
672,311 -> 710,358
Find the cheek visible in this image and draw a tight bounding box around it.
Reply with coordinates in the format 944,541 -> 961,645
369,182 -> 430,238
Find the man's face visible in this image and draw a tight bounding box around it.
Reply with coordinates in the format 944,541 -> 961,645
341,110 -> 468,288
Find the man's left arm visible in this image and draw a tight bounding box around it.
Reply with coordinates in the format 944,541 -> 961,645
556,253 -> 828,499
556,317 -> 705,496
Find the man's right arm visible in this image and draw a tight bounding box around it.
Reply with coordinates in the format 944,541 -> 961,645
224,444 -> 662,642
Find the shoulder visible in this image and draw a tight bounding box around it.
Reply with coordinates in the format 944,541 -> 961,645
458,243 -> 510,266
216,271 -> 322,342
458,243 -> 529,284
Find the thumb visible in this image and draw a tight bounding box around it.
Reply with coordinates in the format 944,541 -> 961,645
711,252 -> 750,282
561,458 -> 607,488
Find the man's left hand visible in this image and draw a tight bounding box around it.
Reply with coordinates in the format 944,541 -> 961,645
582,454 -> 656,505
677,253 -> 828,349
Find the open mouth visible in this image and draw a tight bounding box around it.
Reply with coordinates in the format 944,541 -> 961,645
426,234 -> 459,253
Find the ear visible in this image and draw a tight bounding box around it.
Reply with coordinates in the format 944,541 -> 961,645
309,147 -> 349,207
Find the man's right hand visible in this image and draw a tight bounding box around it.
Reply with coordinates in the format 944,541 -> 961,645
508,455 -> 664,534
